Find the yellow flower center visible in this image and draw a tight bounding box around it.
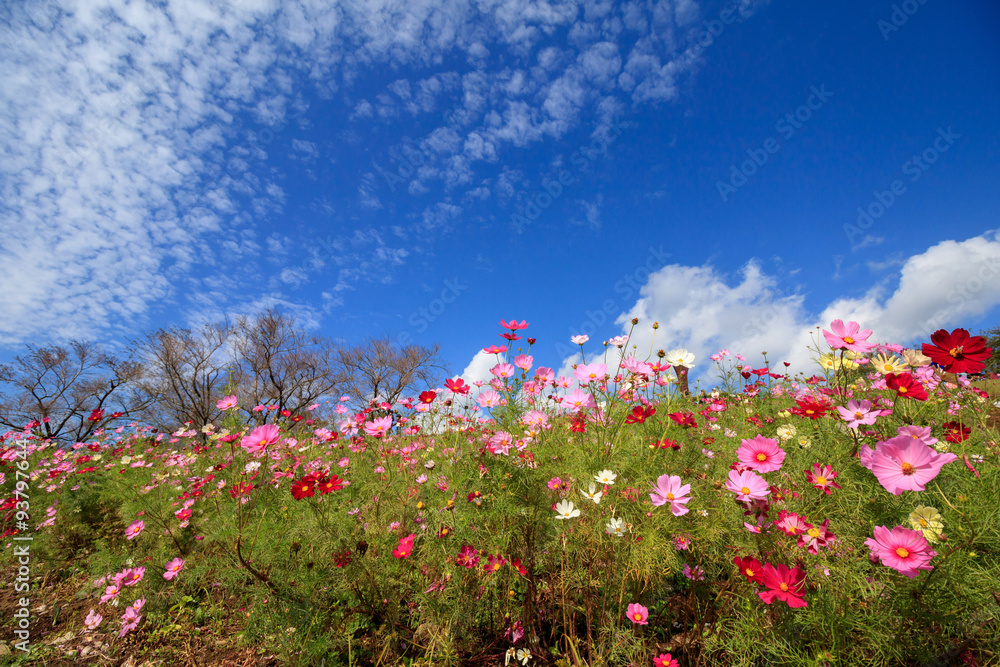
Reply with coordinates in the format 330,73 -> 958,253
740,486 -> 751,495
918,519 -> 928,528
779,583 -> 789,591
855,411 -> 864,419
633,613 -> 643,621
666,493 -> 675,500
844,336 -> 855,344
900,462 -> 916,475
895,547 -> 909,558
949,346 -> 963,357
746,568 -> 755,577
808,528 -> 821,538
756,453 -> 767,461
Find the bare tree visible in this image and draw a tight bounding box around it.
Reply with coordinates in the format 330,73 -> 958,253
130,322 -> 233,433
336,335 -> 447,409
230,308 -> 344,424
0,341 -> 147,443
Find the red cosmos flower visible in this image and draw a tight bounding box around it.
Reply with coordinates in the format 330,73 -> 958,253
88,409 -> 105,422
922,328 -> 992,374
570,414 -> 587,433
445,378 -> 471,395
393,534 -> 415,559
789,397 -> 831,419
419,390 -> 437,404
758,563 -> 808,608
885,372 -> 928,401
942,421 -> 971,444
625,405 -> 656,424
500,333 -> 521,341
805,463 -> 842,495
229,481 -> 253,499
512,558 -> 528,576
483,345 -> 507,354
527,337 -> 536,345
734,555 -> 765,584
668,411 -> 698,428
317,475 -> 345,495
650,438 -> 680,450
500,319 -> 529,330
290,477 -> 316,500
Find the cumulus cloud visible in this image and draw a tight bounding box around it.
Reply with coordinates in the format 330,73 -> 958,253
554,232 -> 1000,383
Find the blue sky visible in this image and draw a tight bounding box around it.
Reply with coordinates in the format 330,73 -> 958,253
1,0 -> 998,391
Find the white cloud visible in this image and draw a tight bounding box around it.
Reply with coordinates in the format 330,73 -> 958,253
570,232 -> 1000,385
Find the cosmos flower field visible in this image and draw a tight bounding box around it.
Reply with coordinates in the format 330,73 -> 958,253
2,321 -> 998,666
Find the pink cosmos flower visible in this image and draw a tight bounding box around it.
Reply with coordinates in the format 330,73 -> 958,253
574,363 -> 608,384
477,390 -> 503,408
84,609 -> 102,630
117,567 -> 145,587
649,475 -> 692,516
216,395 -> 238,410
491,362 -> 516,379
653,654 -> 679,667
522,410 -> 548,427
125,519 -> 144,540
895,424 -> 938,447
571,335 -> 589,345
865,525 -> 936,578
836,399 -> 879,428
725,470 -> 771,502
241,424 -> 281,455
822,319 -> 876,353
805,463 -> 841,494
393,533 -> 415,559
118,604 -> 142,638
798,520 -> 835,555
773,510 -> 811,537
163,558 -> 185,581
682,563 -> 705,581
562,388 -> 596,413
363,416 -> 392,438
626,602 -> 649,625
861,435 -> 958,495
513,355 -> 533,372
99,584 -> 121,604
736,436 -> 786,473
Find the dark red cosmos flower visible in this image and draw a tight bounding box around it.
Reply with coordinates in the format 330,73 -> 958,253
317,475 -> 345,495
734,555 -> 765,584
668,411 -> 697,428
625,405 -> 655,424
527,338 -> 536,345
229,481 -> 253,499
922,328 -> 992,374
789,397 -> 831,419
445,378 -> 471,394
942,421 -> 971,444
885,372 -> 928,401
500,319 -> 529,330
419,390 -> 437,404
290,477 -> 316,500
500,333 -> 521,341
512,558 -> 528,576
87,409 -> 105,422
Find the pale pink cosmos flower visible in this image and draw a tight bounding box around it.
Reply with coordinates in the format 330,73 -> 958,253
216,395 -> 238,410
477,390 -> 503,408
164,557 -> 185,581
822,319 -> 876,353
725,470 -> 771,502
607,335 -> 629,347
574,363 -> 608,384
125,520 -> 144,540
99,584 -> 121,604
836,399 -> 879,428
649,475 -> 692,516
571,335 -> 589,345
513,355 -> 533,372
860,435 -> 957,495
736,436 -> 786,473
491,363 -> 516,379
562,388 -> 596,413
84,609 -> 102,630
522,410 -> 548,427
363,416 -> 393,438
865,525 -> 936,578
895,425 -> 939,447
241,424 -> 281,456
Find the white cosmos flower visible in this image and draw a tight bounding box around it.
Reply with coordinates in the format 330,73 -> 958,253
606,517 -> 626,537
554,500 -> 580,520
581,483 -> 603,504
594,469 -> 617,485
665,349 -> 696,368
